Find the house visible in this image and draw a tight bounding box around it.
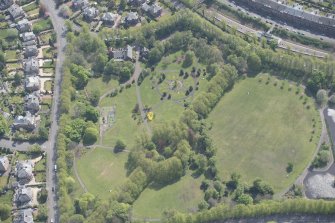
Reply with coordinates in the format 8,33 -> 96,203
15,160 -> 34,184
8,4 -> 25,20
24,45 -> 38,58
20,32 -> 36,43
110,45 -> 133,61
13,112 -> 37,131
0,0 -> 13,10
237,0 -> 335,38
83,7 -> 99,21
0,156 -> 9,173
140,46 -> 149,59
72,0 -> 89,11
24,57 -> 39,75
142,2 -> 162,18
13,208 -> 34,223
22,40 -> 37,47
14,186 -> 33,206
17,19 -> 32,33
125,12 -> 139,26
101,12 -> 117,26
127,0 -> 145,6
25,92 -> 40,113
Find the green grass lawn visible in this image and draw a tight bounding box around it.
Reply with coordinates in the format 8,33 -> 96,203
39,31 -> 55,45
22,2 -> 38,12
85,77 -> 118,95
44,80 -> 53,92
42,47 -> 56,59
27,7 -> 39,16
139,51 -> 208,126
4,50 -> 18,61
208,74 -> 321,193
100,86 -> 145,148
33,18 -> 53,33
76,148 -> 128,198
132,172 -> 204,218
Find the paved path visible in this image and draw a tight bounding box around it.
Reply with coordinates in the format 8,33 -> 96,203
133,52 -> 152,135
73,156 -> 88,193
40,0 -> 67,222
278,108 -> 329,197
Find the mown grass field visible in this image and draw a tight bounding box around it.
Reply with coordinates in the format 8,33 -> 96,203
208,74 -> 321,193
140,51 -> 208,126
132,172 -> 204,218
76,147 -> 128,198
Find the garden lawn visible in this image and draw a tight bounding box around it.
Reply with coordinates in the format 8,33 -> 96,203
44,81 -> 52,92
33,18 -> 53,33
4,50 -> 18,61
76,148 -> 128,198
100,86 -> 145,148
208,74 -> 321,193
132,172 -> 204,218
85,77 -> 118,95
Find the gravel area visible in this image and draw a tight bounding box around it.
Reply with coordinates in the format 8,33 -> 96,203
305,173 -> 335,199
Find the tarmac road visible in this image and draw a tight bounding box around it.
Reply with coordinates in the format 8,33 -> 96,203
39,0 -> 67,222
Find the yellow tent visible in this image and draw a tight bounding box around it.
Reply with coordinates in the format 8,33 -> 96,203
147,111 -> 154,121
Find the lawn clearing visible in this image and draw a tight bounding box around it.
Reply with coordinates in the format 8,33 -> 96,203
4,50 -> 18,61
85,77 -> 118,95
42,47 -> 56,59
76,148 -> 128,198
100,86 -> 145,148
208,74 -> 321,193
22,2 -> 38,12
132,172 -> 204,218
32,18 -> 53,33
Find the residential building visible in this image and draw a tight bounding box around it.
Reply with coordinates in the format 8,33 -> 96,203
25,76 -> 40,91
142,2 -> 162,18
125,12 -> 139,26
22,40 -> 37,47
20,32 -> 36,42
72,0 -> 89,11
237,0 -> 335,37
0,0 -> 13,10
13,208 -> 34,223
83,7 -> 99,21
24,57 -> 39,75
127,0 -> 145,6
101,12 -> 117,26
110,45 -> 133,61
17,19 -> 32,33
8,4 -> 25,20
24,45 -> 38,58
14,186 -> 33,206
0,156 -> 9,173
25,92 -> 40,114
15,160 -> 34,184
13,112 -> 37,131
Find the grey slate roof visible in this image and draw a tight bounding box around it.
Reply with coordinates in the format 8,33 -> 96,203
0,0 -> 13,10
111,45 -> 133,60
20,32 -> 36,42
101,12 -> 117,24
25,92 -> 40,113
15,160 -> 34,183
13,208 -> 34,223
125,12 -> 139,25
8,4 -> 25,19
72,0 -> 89,10
17,19 -> 31,33
0,156 -> 9,172
24,57 -> 39,75
83,7 -> 99,20
25,76 -> 40,91
248,0 -> 335,27
14,186 -> 33,205
24,45 -> 38,58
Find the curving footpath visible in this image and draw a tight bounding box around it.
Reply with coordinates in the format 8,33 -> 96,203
39,0 -> 67,222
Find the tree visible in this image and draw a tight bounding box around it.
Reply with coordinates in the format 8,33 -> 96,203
119,0 -> 126,10
329,95 -> 335,107
59,5 -> 71,18
89,89 -> 100,107
237,194 -> 253,205
148,47 -> 164,65
0,204 -> 11,221
198,200 -> 209,210
38,188 -> 48,203
92,53 -> 108,74
0,114 -> 8,136
84,106 -> 99,123
83,127 -> 98,145
28,144 -> 42,155
68,214 -> 85,223
182,51 -> 195,68
114,139 -> 126,153
36,205 -> 48,221
247,53 -> 262,73
39,4 -> 46,17
13,72 -> 22,86
316,89 -> 328,106
286,162 -> 293,173
70,64 -> 90,89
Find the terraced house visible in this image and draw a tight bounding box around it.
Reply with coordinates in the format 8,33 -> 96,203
237,0 -> 335,37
